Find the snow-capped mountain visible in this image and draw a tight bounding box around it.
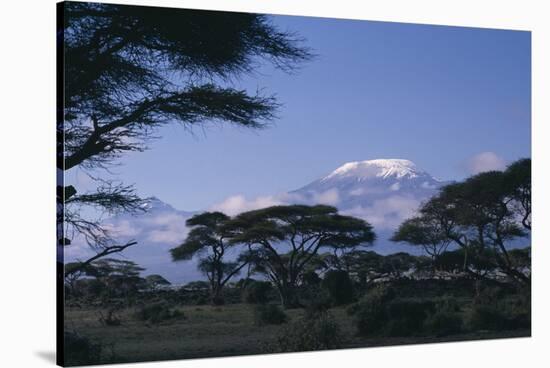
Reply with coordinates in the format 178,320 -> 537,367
66,159 -> 450,283
293,159 -> 445,211
289,159 -> 450,254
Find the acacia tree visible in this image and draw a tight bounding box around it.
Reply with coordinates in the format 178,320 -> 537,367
226,205 -> 375,307
82,258 -> 146,299
391,215 -> 451,273
59,3 -> 312,268
395,158 -> 531,284
170,212 -> 251,304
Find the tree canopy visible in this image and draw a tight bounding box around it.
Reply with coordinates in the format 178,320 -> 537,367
393,158 -> 531,284
226,205 -> 375,307
170,212 -> 250,304
59,3 -> 312,262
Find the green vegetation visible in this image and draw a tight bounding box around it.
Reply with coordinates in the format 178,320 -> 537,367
64,283 -> 529,365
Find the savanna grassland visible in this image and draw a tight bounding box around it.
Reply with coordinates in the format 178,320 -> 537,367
64,277 -> 530,366
65,302 -> 529,365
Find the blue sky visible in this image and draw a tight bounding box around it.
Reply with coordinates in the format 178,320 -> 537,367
76,15 -> 531,212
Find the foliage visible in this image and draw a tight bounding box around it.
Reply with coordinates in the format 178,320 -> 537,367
384,298 -> 435,337
98,308 -> 122,326
391,215 -> 451,270
322,270 -> 355,305
466,285 -> 530,331
242,280 -> 273,304
59,2 -> 311,269
64,331 -> 103,366
226,205 -> 375,307
301,286 -> 332,319
273,311 -> 343,352
135,302 -> 185,324
171,212 -> 250,305
467,305 -> 508,331
423,297 -> 463,336
301,270 -> 322,286
350,285 -> 395,336
393,158 -> 531,284
253,304 -> 287,326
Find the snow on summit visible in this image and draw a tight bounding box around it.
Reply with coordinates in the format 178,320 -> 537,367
323,159 -> 424,181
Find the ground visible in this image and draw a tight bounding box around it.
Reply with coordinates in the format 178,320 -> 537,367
65,303 -> 530,365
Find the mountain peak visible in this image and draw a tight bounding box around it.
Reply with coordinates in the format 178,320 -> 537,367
323,159 -> 424,181
142,196 -> 176,211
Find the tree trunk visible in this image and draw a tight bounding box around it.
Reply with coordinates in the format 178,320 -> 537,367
277,282 -> 300,309
210,284 -> 225,305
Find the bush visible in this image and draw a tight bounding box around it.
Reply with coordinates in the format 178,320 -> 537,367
302,271 -> 322,286
299,285 -> 332,319
467,305 -> 509,331
254,304 -> 287,326
424,310 -> 463,336
467,285 -> 530,331
243,281 -> 273,304
273,311 -> 343,352
98,308 -> 122,326
322,270 -> 354,305
135,302 -> 185,324
64,331 -> 103,366
385,298 -> 435,337
423,296 -> 463,336
350,285 -> 395,336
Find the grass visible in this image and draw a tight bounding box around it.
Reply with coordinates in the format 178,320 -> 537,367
64,303 -> 530,365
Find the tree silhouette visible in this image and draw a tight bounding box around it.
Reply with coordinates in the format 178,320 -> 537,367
170,212 -> 251,305
226,205 -> 375,307
394,158 -> 531,284
391,215 -> 451,273
58,3 -> 312,260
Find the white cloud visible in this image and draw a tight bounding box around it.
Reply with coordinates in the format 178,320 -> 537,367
210,188 -> 342,216
103,219 -> 140,238
467,152 -> 506,174
390,182 -> 400,191
312,188 -> 340,205
209,194 -> 284,216
421,181 -> 436,189
349,188 -> 364,196
144,213 -> 189,243
342,195 -> 421,230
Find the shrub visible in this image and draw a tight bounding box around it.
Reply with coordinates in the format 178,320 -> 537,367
254,304 -> 287,326
385,298 -> 435,337
351,285 -> 395,336
243,281 -> 273,304
467,305 -> 508,331
98,308 -> 122,326
302,271 -> 321,286
273,311 -> 343,352
64,331 -> 103,366
424,310 -> 463,336
467,285 -> 531,331
135,302 -> 185,324
299,285 -> 332,319
422,296 -> 463,336
322,270 -> 354,305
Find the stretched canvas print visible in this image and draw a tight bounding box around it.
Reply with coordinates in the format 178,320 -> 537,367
57,1 -> 532,366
